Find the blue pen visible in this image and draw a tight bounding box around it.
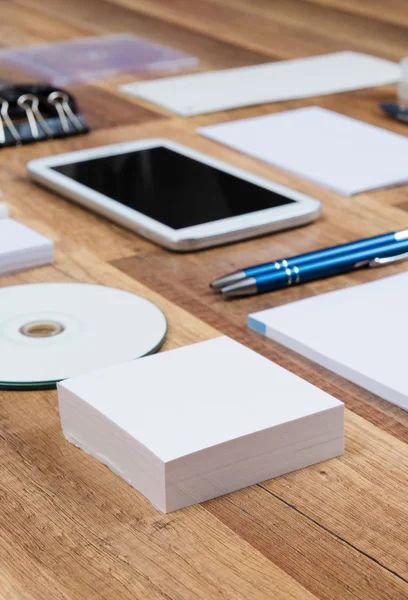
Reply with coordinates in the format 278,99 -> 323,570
381,103 -> 408,124
220,238 -> 408,297
211,228 -> 408,289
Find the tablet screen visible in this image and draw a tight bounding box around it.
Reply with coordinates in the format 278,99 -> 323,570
52,146 -> 295,229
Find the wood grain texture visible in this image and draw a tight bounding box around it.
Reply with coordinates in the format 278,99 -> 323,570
15,0 -> 273,69
109,0 -> 408,60
300,0 -> 408,28
1,0 -> 408,598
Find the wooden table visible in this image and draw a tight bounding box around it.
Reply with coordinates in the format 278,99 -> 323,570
1,1 -> 408,598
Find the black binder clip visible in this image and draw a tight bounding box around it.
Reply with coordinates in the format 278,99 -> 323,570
0,84 -> 89,147
0,98 -> 21,145
48,91 -> 84,134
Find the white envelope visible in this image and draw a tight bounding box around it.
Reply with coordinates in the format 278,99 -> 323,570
121,52 -> 400,116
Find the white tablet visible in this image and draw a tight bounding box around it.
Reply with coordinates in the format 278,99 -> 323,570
27,139 -> 321,251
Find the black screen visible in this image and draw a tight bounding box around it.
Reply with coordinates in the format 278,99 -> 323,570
52,147 -> 295,229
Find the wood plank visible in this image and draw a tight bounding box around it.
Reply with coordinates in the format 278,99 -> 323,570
264,411 -> 408,578
103,0 -> 351,58
66,84 -> 166,131
205,483 -> 408,600
300,0 -> 408,28
0,1 -> 90,47
16,0 -> 273,69
106,0 -> 408,59
203,0 -> 408,60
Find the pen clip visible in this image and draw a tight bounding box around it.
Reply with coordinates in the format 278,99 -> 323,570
368,251 -> 408,268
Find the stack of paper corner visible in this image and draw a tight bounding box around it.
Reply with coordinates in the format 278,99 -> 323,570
0,210 -> 53,276
58,336 -> 344,513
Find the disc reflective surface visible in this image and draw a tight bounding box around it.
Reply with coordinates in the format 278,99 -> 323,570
0,283 -> 167,389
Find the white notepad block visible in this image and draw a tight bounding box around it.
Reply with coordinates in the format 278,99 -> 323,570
58,337 -> 344,513
199,107 -> 408,196
0,218 -> 54,276
121,51 -> 400,116
249,272 -> 408,411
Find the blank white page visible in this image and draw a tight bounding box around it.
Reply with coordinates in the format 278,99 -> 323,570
199,107 -> 408,196
60,336 -> 342,462
249,272 -> 408,411
121,52 -> 400,116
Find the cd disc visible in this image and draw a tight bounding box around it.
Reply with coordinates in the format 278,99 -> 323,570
0,283 -> 167,389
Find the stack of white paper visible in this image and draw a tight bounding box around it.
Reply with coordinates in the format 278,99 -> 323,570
58,336 -> 344,513
249,272 -> 408,411
0,215 -> 54,276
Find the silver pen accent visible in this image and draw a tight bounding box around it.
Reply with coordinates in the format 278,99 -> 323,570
355,250 -> 408,269
368,251 -> 408,267
0,98 -> 21,144
394,230 -> 408,241
17,94 -> 53,139
210,271 -> 246,289
220,277 -> 257,297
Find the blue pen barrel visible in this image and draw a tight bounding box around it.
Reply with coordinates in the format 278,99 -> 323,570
245,231 -> 398,278
255,238 -> 408,294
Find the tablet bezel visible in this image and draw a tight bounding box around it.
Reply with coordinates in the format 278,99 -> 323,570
27,138 -> 321,251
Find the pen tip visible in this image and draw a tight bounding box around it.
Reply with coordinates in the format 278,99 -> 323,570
221,277 -> 258,297
210,271 -> 246,290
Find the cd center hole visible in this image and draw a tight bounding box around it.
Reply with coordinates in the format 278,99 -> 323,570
19,320 -> 65,338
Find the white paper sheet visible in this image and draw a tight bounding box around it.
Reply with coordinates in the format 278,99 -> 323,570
249,272 -> 408,411
199,106 -> 408,195
121,52 -> 400,116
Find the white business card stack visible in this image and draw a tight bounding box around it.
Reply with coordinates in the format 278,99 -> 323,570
58,336 -> 344,513
0,206 -> 53,276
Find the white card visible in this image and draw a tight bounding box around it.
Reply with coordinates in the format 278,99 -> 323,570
0,218 -> 53,276
199,106 -> 408,196
121,52 -> 400,116
249,272 -> 408,411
